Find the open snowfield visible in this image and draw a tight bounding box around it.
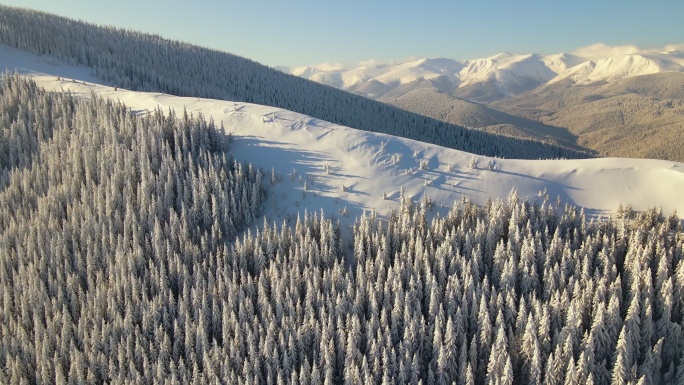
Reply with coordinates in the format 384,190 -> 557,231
3,44 -> 684,236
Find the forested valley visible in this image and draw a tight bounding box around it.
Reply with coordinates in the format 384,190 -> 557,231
1,75 -> 684,384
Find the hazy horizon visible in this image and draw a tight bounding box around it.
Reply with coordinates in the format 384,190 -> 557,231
3,1 -> 683,67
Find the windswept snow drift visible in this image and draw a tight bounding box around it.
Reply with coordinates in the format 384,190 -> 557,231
3,45 -> 684,236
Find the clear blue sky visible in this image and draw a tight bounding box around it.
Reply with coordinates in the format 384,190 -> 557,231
3,1 -> 682,67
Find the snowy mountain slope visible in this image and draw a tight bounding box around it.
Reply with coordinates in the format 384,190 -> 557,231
282,44 -> 684,101
542,53 -> 584,73
457,53 -> 556,89
2,7 -> 590,160
30,75 -> 684,227
549,54 -> 684,84
284,53 -> 557,101
0,44 -> 100,83
3,47 -> 683,234
280,43 -> 684,162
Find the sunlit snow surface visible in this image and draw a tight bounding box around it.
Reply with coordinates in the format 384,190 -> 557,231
284,44 -> 684,95
3,44 -> 684,239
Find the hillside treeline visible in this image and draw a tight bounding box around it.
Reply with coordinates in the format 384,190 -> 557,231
0,5 -> 591,160
1,75 -> 683,384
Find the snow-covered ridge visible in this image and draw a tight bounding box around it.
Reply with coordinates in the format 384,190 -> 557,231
285,53 -> 558,91
30,75 -> 684,224
3,45 -> 684,229
549,53 -> 684,84
282,43 -> 684,99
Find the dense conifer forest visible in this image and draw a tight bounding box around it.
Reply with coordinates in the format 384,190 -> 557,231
0,5 -> 592,160
1,75 -> 683,384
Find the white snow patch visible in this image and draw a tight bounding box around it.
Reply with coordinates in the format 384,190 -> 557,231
0,44 -> 100,83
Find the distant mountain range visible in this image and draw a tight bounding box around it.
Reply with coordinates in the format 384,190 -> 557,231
281,44 -> 684,162
279,44 -> 684,102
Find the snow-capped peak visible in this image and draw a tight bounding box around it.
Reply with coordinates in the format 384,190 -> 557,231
280,43 -> 684,101
542,53 -> 584,73
550,52 -> 684,84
